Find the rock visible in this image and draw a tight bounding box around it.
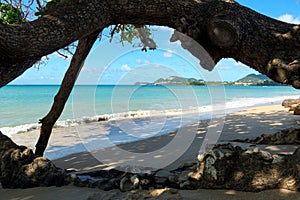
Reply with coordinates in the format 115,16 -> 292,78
140,178 -> 150,187
272,155 -> 285,164
205,156 -> 216,166
289,104 -> 299,111
0,132 -> 66,188
294,105 -> 300,115
194,144 -> 300,191
177,171 -> 190,183
180,180 -> 191,189
240,128 -> 300,145
168,175 -> 178,183
282,98 -> 300,108
98,116 -> 108,121
130,175 -> 139,188
154,176 -> 168,185
205,165 -> 217,181
0,131 -> 18,150
258,150 -> 273,161
169,188 -> 179,194
120,177 -> 132,192
197,154 -> 205,162
155,169 -> 173,177
253,147 -> 259,153
99,179 -> 118,191
178,162 -> 196,169
154,169 -> 173,184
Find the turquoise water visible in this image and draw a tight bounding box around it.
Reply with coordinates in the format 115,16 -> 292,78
1,85 -> 299,130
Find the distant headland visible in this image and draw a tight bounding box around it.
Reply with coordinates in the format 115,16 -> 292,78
135,74 -> 286,86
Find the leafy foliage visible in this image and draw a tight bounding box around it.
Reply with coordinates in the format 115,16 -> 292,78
35,0 -> 61,17
112,24 -> 151,45
0,2 -> 26,24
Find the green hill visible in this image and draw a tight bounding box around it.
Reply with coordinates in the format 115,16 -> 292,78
135,76 -> 205,85
234,74 -> 283,86
236,74 -> 269,82
134,74 -> 285,86
154,76 -> 204,85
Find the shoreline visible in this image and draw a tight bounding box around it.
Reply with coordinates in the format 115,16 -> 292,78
52,104 -> 300,172
2,103 -> 300,199
2,89 -> 298,137
7,103 -> 300,170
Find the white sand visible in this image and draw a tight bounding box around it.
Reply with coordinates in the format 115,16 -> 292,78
1,104 -> 300,199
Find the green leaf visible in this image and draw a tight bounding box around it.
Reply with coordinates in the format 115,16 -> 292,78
0,2 -> 25,24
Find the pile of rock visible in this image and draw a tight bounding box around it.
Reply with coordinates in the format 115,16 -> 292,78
231,127 -> 300,145
2,134 -> 300,192
195,143 -> 295,191
69,162 -> 199,192
282,98 -> 300,115
69,143 -> 300,192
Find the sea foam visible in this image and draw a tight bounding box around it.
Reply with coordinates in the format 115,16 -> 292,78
1,94 -> 297,137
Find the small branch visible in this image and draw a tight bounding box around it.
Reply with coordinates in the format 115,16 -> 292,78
109,24 -> 119,42
36,0 -> 42,9
136,27 -> 156,51
56,50 -> 68,59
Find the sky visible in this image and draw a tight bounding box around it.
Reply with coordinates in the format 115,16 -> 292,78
10,0 -> 300,85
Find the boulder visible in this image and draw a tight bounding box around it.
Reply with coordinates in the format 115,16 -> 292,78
289,104 -> 299,111
282,98 -> 300,108
0,131 -> 67,188
294,105 -> 300,115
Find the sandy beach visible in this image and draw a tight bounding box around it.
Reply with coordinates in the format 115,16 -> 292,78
1,104 -> 300,199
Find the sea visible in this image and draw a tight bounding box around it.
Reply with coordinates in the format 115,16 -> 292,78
1,85 -> 299,159
1,85 -> 299,135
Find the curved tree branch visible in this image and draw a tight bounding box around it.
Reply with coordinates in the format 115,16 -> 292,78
0,0 -> 300,87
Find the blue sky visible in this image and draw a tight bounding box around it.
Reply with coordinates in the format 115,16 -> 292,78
11,0 -> 300,85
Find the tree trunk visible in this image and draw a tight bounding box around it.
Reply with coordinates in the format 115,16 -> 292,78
35,31 -> 100,156
0,0 -> 300,88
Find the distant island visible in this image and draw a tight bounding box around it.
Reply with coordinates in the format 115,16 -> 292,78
135,74 -> 285,86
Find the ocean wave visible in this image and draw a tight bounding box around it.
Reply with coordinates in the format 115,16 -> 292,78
1,95 -> 297,137
225,95 -> 300,109
0,110 -> 185,137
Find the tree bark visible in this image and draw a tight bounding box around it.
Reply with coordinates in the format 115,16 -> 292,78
35,31 -> 100,156
0,0 -> 300,88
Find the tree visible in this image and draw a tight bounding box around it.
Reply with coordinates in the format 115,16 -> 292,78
1,0 -> 300,88
1,0 -> 300,190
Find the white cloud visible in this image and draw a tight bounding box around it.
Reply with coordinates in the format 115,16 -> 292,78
216,64 -> 232,70
120,64 -> 132,72
278,14 -> 300,24
144,60 -> 152,64
150,26 -> 174,32
136,59 -> 142,64
216,59 -> 249,71
81,66 -> 101,74
233,61 -> 248,68
163,49 -> 174,58
41,56 -> 49,61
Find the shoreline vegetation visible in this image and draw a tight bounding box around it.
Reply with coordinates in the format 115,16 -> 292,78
2,104 -> 300,199
135,74 -> 287,86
